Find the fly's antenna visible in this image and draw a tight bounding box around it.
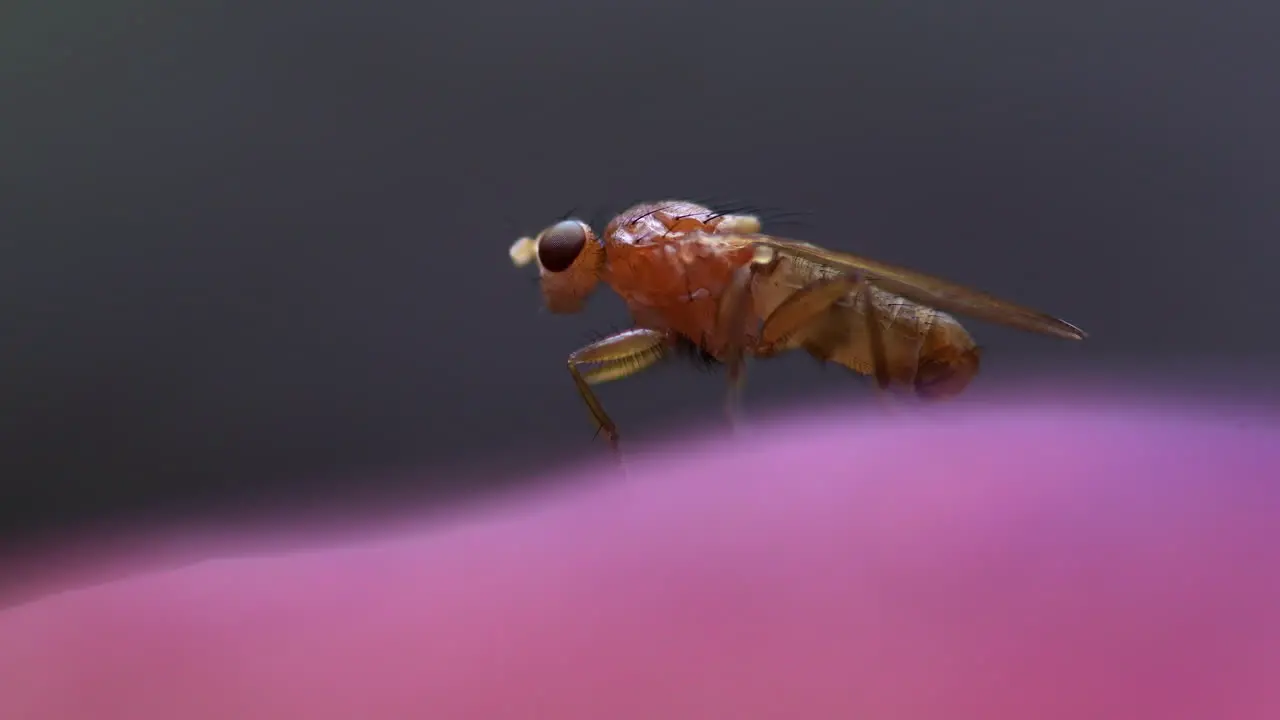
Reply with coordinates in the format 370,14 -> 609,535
503,212 -> 539,268
510,236 -> 538,267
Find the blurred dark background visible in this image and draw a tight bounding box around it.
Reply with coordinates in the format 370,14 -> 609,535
2,1 -> 1276,562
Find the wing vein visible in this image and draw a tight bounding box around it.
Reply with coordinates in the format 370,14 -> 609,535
718,233 -> 1086,341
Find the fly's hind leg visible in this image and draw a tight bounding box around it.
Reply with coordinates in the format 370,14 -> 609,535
755,273 -> 893,400
855,278 -> 893,395
567,328 -> 671,455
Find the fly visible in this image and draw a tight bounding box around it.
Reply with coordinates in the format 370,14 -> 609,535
509,200 -> 1086,454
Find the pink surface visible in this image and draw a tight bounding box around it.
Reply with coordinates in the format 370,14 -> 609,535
1,398 -> 1278,719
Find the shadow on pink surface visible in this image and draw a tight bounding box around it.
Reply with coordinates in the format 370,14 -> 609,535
1,394 -> 1277,719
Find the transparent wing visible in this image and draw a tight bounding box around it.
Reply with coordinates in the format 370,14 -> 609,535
736,233 -> 1086,341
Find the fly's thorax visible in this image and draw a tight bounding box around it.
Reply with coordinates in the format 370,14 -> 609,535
606,231 -> 750,302
603,200 -> 761,250
604,201 -> 719,247
599,234 -> 756,358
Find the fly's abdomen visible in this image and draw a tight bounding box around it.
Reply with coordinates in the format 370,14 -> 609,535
784,288 -> 982,399
849,289 -> 983,399
746,260 -> 985,398
912,318 -> 982,399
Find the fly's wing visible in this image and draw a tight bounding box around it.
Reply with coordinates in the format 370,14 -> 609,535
736,234 -> 1086,341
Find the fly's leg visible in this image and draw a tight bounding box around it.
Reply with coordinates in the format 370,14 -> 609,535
718,267 -> 752,429
855,279 -> 892,394
854,277 -> 896,412
567,328 -> 671,455
755,274 -> 893,398
717,246 -> 778,431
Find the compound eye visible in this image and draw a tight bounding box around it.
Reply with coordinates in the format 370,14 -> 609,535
536,220 -> 588,273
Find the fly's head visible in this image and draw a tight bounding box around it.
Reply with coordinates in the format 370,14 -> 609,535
509,218 -> 604,313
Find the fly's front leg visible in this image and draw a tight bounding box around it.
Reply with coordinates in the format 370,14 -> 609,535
717,245 -> 778,431
756,273 -> 893,396
567,328 -> 671,454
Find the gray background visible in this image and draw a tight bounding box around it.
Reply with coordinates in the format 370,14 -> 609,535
2,0 -> 1276,554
